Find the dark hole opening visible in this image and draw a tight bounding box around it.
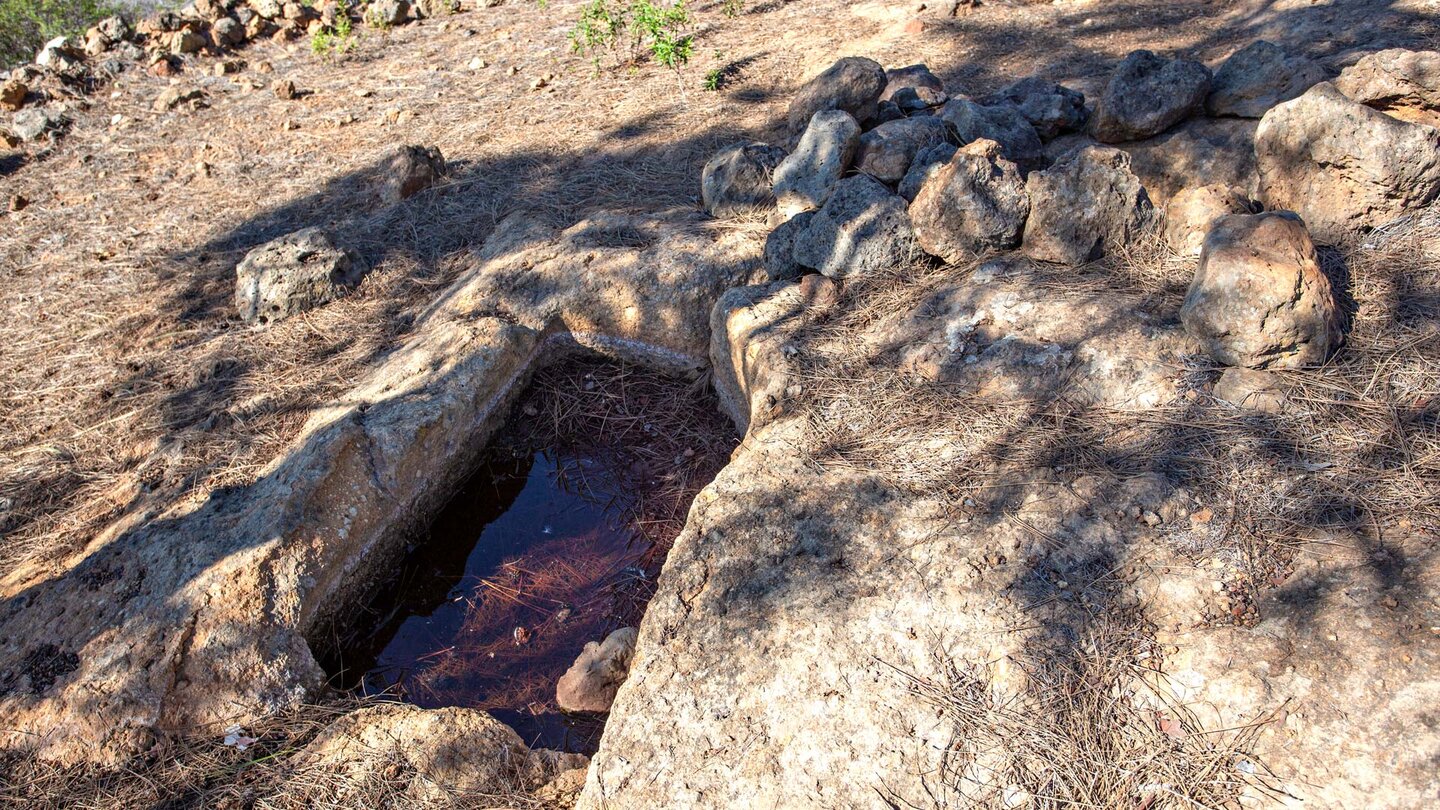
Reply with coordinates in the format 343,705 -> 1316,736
316,356 -> 737,754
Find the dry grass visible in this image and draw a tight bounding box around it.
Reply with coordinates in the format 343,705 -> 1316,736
890,618 -> 1278,809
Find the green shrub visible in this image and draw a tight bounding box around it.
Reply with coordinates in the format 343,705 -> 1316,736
311,0 -> 357,59
569,0 -> 693,73
0,0 -> 120,68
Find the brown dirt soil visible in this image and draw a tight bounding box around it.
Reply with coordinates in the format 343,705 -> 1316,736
2,0 -> 1440,806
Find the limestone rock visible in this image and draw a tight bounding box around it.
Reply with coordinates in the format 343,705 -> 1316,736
1093,50 -> 1212,143
880,63 -> 944,101
1164,184 -> 1254,256
786,56 -> 886,135
939,98 -> 1043,164
762,211 -> 815,282
235,228 -> 363,323
854,115 -> 949,182
701,141 -> 787,217
773,109 -> 860,218
909,139 -> 1029,263
792,175 -> 916,278
711,275 -> 839,434
1022,145 -> 1154,265
289,704 -> 575,803
898,142 -> 957,201
1335,48 -> 1440,126
380,143 -> 445,203
1181,211 -> 1341,368
1255,82 -> 1440,242
984,77 -> 1087,140
1206,40 -> 1327,118
556,627 -> 639,713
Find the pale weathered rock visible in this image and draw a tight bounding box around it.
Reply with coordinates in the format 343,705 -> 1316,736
701,141 -> 787,217
235,228 -> 363,323
168,28 -> 206,55
898,142 -> 957,202
367,0 -> 409,25
773,109 -> 860,218
938,98 -> 1043,164
1255,82 -> 1440,242
413,0 -> 458,17
556,627 -> 639,713
35,36 -> 80,70
1335,48 -> 1440,126
1164,184 -> 1254,255
0,209 -> 760,765
792,175 -> 916,278
1093,49 -> 1212,142
1181,211 -> 1341,368
95,15 -> 131,43
762,211 -> 815,281
253,0 -> 283,18
288,704 -> 583,804
880,63 -> 944,102
909,139 -> 1029,263
854,115 -> 949,182
153,86 -> 205,112
1022,145 -> 1154,265
711,275 -> 838,433
1212,366 -> 1287,413
9,107 -> 68,142
787,56 -> 886,135
984,77 -> 1087,140
379,143 -> 445,203
1206,40 -> 1327,118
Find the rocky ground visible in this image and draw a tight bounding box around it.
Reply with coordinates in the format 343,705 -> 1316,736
2,0 -> 1440,807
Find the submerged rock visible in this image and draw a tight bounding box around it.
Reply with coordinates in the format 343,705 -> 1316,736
1181,211 -> 1341,368
556,627 -> 639,713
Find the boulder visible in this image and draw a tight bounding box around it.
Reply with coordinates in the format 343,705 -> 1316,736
168,29 -> 205,55
773,109 -> 860,218
1181,211 -> 1341,368
1164,184 -> 1254,256
556,627 -> 639,713
1255,82 -> 1440,242
252,0 -> 283,18
413,0 -> 458,17
95,15 -> 131,43
1212,366 -> 1287,414
880,63 -> 944,101
1335,48 -> 1440,126
937,98 -> 1043,164
1206,40 -> 1327,119
234,228 -> 364,323
1092,50 -> 1212,143
1022,145 -> 1154,265
854,115 -> 949,182
984,77 -> 1087,140
34,36 -> 80,70
211,16 -> 245,46
379,144 -> 445,204
153,86 -> 205,112
193,0 -> 229,20
872,99 -> 905,125
909,139 -> 1029,263
762,211 -> 815,282
793,175 -> 916,278
786,56 -> 886,135
701,141 -> 787,217
898,142 -> 957,201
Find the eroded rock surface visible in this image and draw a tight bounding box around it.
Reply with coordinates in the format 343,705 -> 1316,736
787,56 -> 886,135
1181,211 -> 1341,368
1336,48 -> 1440,126
1093,49 -> 1211,143
909,138 -> 1029,263
379,143 -> 445,204
773,109 -> 860,218
1256,82 -> 1440,242
938,98 -> 1043,164
1022,145 -> 1154,265
984,77 -> 1087,140
792,175 -> 916,278
854,115 -> 949,182
555,627 -> 639,713
1206,40 -> 1327,118
234,227 -> 363,323
1164,183 -> 1254,256
701,141 -> 788,217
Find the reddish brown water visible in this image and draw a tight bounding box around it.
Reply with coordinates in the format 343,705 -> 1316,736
320,360 -> 735,754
